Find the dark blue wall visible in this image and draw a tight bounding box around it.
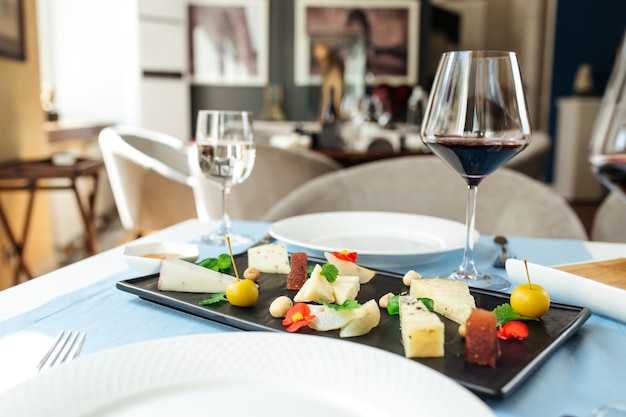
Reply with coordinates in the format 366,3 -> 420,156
546,0 -> 626,181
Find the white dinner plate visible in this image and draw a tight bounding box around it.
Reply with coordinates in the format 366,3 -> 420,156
269,211 -> 477,267
0,333 -> 494,417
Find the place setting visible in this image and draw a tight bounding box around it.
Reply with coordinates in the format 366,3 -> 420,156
111,51 -> 593,401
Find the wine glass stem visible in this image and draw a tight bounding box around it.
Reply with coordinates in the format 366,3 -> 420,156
458,184 -> 479,277
218,185 -> 232,236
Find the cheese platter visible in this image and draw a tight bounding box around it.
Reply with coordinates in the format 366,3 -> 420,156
116,251 -> 591,397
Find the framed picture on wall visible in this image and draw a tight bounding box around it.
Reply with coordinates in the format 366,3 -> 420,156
0,0 -> 25,61
294,0 -> 420,86
189,0 -> 269,86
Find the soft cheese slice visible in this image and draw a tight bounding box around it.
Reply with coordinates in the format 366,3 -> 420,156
247,243 -> 290,274
158,257 -> 236,293
339,299 -> 380,338
398,295 -> 444,358
409,278 -> 476,324
308,304 -> 366,331
324,252 -> 376,284
330,275 -> 360,305
293,264 -> 334,303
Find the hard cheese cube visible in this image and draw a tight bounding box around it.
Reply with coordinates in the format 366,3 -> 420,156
399,295 -> 444,358
247,242 -> 291,274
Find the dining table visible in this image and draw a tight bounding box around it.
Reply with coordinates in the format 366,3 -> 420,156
0,218 -> 624,416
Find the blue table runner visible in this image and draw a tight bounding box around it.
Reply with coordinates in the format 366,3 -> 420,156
2,222 -> 623,416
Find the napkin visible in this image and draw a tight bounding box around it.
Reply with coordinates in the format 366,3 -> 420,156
0,332 -> 53,393
505,258 -> 626,324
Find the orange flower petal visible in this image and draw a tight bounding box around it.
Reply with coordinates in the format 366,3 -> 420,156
282,303 -> 315,332
332,250 -> 358,262
497,321 -> 528,340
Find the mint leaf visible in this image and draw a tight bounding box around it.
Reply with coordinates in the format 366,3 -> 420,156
199,293 -> 228,305
198,257 -> 217,270
320,264 -> 339,282
387,296 -> 434,316
387,296 -> 400,315
418,297 -> 435,312
320,299 -> 361,310
493,303 -> 537,326
216,254 -> 232,272
197,254 -> 232,273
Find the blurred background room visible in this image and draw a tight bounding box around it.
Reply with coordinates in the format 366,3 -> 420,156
0,0 -> 625,290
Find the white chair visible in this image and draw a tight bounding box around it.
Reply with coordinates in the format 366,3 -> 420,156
98,126 -> 199,241
504,131 -> 552,180
188,143 -> 342,221
263,156 -> 588,240
591,192 -> 626,242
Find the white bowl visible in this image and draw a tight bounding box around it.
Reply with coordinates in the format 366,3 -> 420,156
122,241 -> 199,275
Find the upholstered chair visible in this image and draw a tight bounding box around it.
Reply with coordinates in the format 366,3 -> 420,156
264,156 -> 588,240
591,192 -> 626,242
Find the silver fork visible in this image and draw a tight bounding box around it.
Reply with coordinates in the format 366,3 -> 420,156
36,330 -> 86,373
493,235 -> 514,268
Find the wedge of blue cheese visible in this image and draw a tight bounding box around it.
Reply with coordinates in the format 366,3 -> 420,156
247,242 -> 291,274
399,295 -> 444,358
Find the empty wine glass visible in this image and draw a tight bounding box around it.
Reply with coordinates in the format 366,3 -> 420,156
589,31 -> 626,202
195,110 -> 256,245
421,51 -> 532,290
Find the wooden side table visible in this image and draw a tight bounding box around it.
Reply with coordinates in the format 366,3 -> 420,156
0,158 -> 104,285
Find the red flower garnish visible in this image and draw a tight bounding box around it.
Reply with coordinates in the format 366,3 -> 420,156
282,303 -> 316,333
497,321 -> 529,340
332,250 -> 358,263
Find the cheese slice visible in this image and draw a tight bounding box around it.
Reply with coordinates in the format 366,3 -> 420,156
339,299 -> 380,338
398,295 -> 444,358
293,264 -> 335,303
157,257 -> 237,293
330,275 -> 360,305
308,304 -> 366,331
247,243 -> 291,274
409,278 -> 475,324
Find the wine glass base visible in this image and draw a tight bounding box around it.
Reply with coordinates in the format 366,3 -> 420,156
200,231 -> 254,246
448,270 -> 510,291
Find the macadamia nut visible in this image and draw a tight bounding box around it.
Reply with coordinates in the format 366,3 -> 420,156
243,267 -> 261,282
269,296 -> 293,318
402,270 -> 422,286
378,292 -> 395,308
458,323 -> 466,337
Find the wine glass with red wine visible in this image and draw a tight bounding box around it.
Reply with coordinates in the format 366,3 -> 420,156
421,51 -> 531,290
590,31 -> 626,202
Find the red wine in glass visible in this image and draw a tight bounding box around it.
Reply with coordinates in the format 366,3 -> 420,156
588,31 -> 626,204
421,50 -> 532,291
591,155 -> 626,198
426,139 -> 527,186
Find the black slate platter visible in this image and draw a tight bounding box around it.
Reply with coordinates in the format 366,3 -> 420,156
116,253 -> 591,397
